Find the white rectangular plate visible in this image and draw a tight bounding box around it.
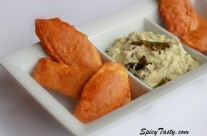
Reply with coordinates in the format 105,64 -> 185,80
1,0 -> 207,135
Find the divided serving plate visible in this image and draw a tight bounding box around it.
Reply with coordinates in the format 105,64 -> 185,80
1,0 -> 207,135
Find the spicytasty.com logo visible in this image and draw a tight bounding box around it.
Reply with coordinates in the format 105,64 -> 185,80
140,128 -> 189,136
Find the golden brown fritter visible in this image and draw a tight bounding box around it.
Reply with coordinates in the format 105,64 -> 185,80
35,18 -> 102,69
159,0 -> 198,37
122,82 -> 131,105
73,62 -> 130,123
33,58 -> 96,99
34,18 -> 132,123
159,0 -> 207,52
181,16 -> 207,52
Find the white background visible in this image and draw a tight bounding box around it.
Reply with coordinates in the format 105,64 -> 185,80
0,0 -> 207,136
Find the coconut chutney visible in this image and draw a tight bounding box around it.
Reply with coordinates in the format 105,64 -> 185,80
106,32 -> 199,88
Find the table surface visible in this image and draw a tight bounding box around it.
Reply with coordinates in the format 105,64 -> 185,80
0,0 -> 207,136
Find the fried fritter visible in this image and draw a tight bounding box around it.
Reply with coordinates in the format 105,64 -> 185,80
181,16 -> 207,52
159,0 -> 198,37
33,58 -> 96,99
35,18 -> 102,69
122,82 -> 131,105
159,0 -> 207,52
73,62 -> 130,123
